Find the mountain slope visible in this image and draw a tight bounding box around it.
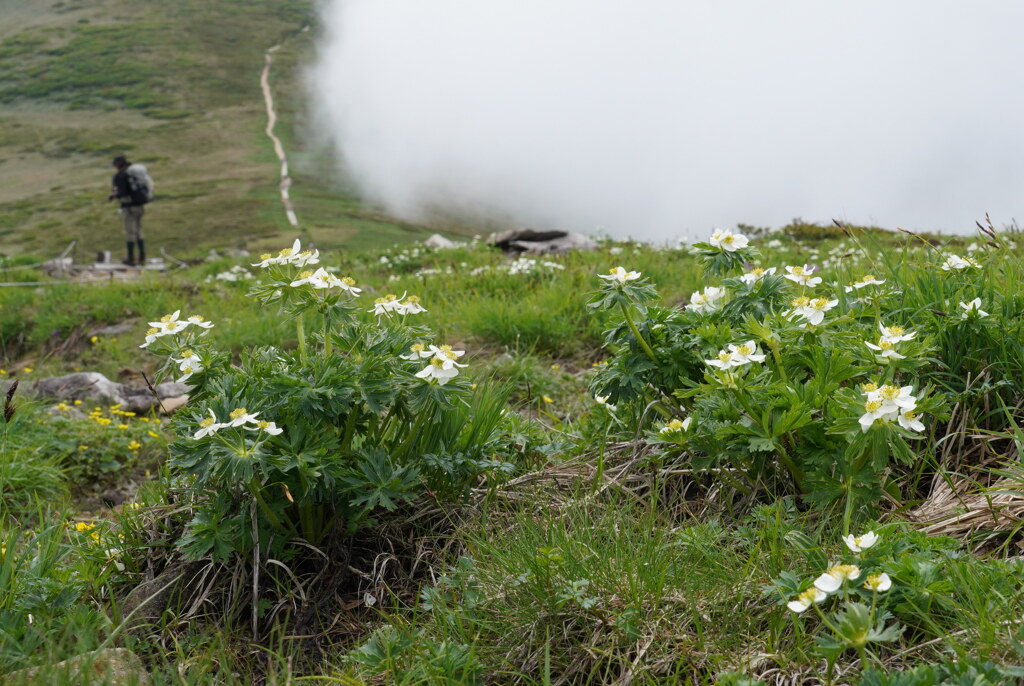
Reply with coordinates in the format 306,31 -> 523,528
0,0 -> 463,259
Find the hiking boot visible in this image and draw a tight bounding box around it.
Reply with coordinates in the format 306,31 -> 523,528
121,257 -> 136,267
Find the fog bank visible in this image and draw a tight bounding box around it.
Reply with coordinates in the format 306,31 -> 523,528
310,1 -> 1024,241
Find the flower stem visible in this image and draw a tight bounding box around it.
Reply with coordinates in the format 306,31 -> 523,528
249,477 -> 283,530
618,301 -> 658,362
296,313 -> 307,364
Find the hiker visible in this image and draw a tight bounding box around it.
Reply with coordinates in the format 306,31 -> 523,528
107,154 -> 154,266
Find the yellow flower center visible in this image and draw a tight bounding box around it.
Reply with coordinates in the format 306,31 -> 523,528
160,314 -> 173,323
431,357 -> 445,368
666,419 -> 684,431
257,420 -> 270,429
862,383 -> 878,392
830,564 -> 859,579
300,250 -> 313,257
718,352 -> 731,362
865,576 -> 882,590
181,350 -> 194,358
199,417 -> 215,428
887,326 -> 904,336
146,327 -> 159,335
810,298 -> 829,309
879,385 -> 900,400
229,408 -> 247,420
722,235 -> 735,245
792,266 -> 806,275
297,270 -> 313,279
260,253 -> 272,260
865,400 -> 883,413
342,277 -> 355,286
405,295 -> 420,303
410,344 -> 425,353
751,267 -> 764,276
879,340 -> 894,350
278,248 -> 293,257
862,275 -> 876,282
736,344 -> 752,355
904,410 -> 917,420
797,588 -> 819,604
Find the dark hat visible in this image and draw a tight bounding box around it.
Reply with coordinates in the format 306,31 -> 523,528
112,154 -> 129,167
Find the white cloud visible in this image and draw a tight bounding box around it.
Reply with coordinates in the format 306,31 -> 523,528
310,1 -> 1024,241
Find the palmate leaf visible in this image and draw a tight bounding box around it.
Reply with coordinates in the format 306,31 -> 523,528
343,447 -> 421,514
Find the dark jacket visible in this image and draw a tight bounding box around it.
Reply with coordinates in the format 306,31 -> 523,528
112,169 -> 144,207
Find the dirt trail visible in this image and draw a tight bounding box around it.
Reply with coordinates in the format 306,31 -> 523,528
260,41 -> 300,229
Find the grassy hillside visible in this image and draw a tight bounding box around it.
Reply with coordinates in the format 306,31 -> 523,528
0,0 -> 468,259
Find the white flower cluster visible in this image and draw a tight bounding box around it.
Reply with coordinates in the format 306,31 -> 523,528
507,258 -> 565,276
959,297 -> 988,319
739,266 -> 776,285
787,531 -> 891,613
598,266 -> 641,285
844,274 -> 885,293
369,293 -> 426,317
252,239 -> 320,269
208,265 -> 253,283
864,323 -> 915,361
686,286 -> 725,314
402,343 -> 467,385
785,296 -> 838,326
858,383 -> 925,433
193,407 -> 282,440
783,264 -> 822,288
705,340 -> 766,371
708,229 -> 750,252
290,268 -> 362,293
940,254 -> 980,271
140,311 -> 214,348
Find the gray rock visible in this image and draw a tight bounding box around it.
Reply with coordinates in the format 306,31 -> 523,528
4,647 -> 149,685
4,372 -> 191,415
489,228 -> 598,255
423,233 -> 460,249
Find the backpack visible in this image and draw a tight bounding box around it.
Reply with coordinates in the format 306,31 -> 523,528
126,163 -> 155,205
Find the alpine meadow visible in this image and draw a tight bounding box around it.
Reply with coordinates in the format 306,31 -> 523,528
2,2 -> 1024,685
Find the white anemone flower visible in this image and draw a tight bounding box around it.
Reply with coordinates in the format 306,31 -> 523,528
739,266 -> 776,285
251,252 -> 277,268
708,229 -> 749,252
338,276 -> 362,296
783,265 -> 822,287
728,341 -> 766,365
226,407 -> 260,427
396,295 -> 426,315
248,419 -> 284,435
863,573 -> 892,592
149,310 -> 182,330
814,564 -> 862,593
865,337 -> 905,360
415,356 -> 462,385
940,254 -> 978,271
842,531 -> 879,553
658,417 -> 692,435
844,274 -> 886,293
186,315 -> 214,329
706,349 -> 738,370
139,327 -> 162,349
686,286 -> 726,313
598,266 -> 642,285
871,384 -> 918,411
859,398 -> 898,432
428,344 -> 466,370
897,409 -> 926,433
291,249 -> 320,268
594,395 -> 617,411
400,343 -> 430,361
959,298 -> 989,319
787,296 -> 837,326
370,294 -> 402,316
193,409 -> 225,439
787,586 -> 828,613
879,323 -> 915,343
